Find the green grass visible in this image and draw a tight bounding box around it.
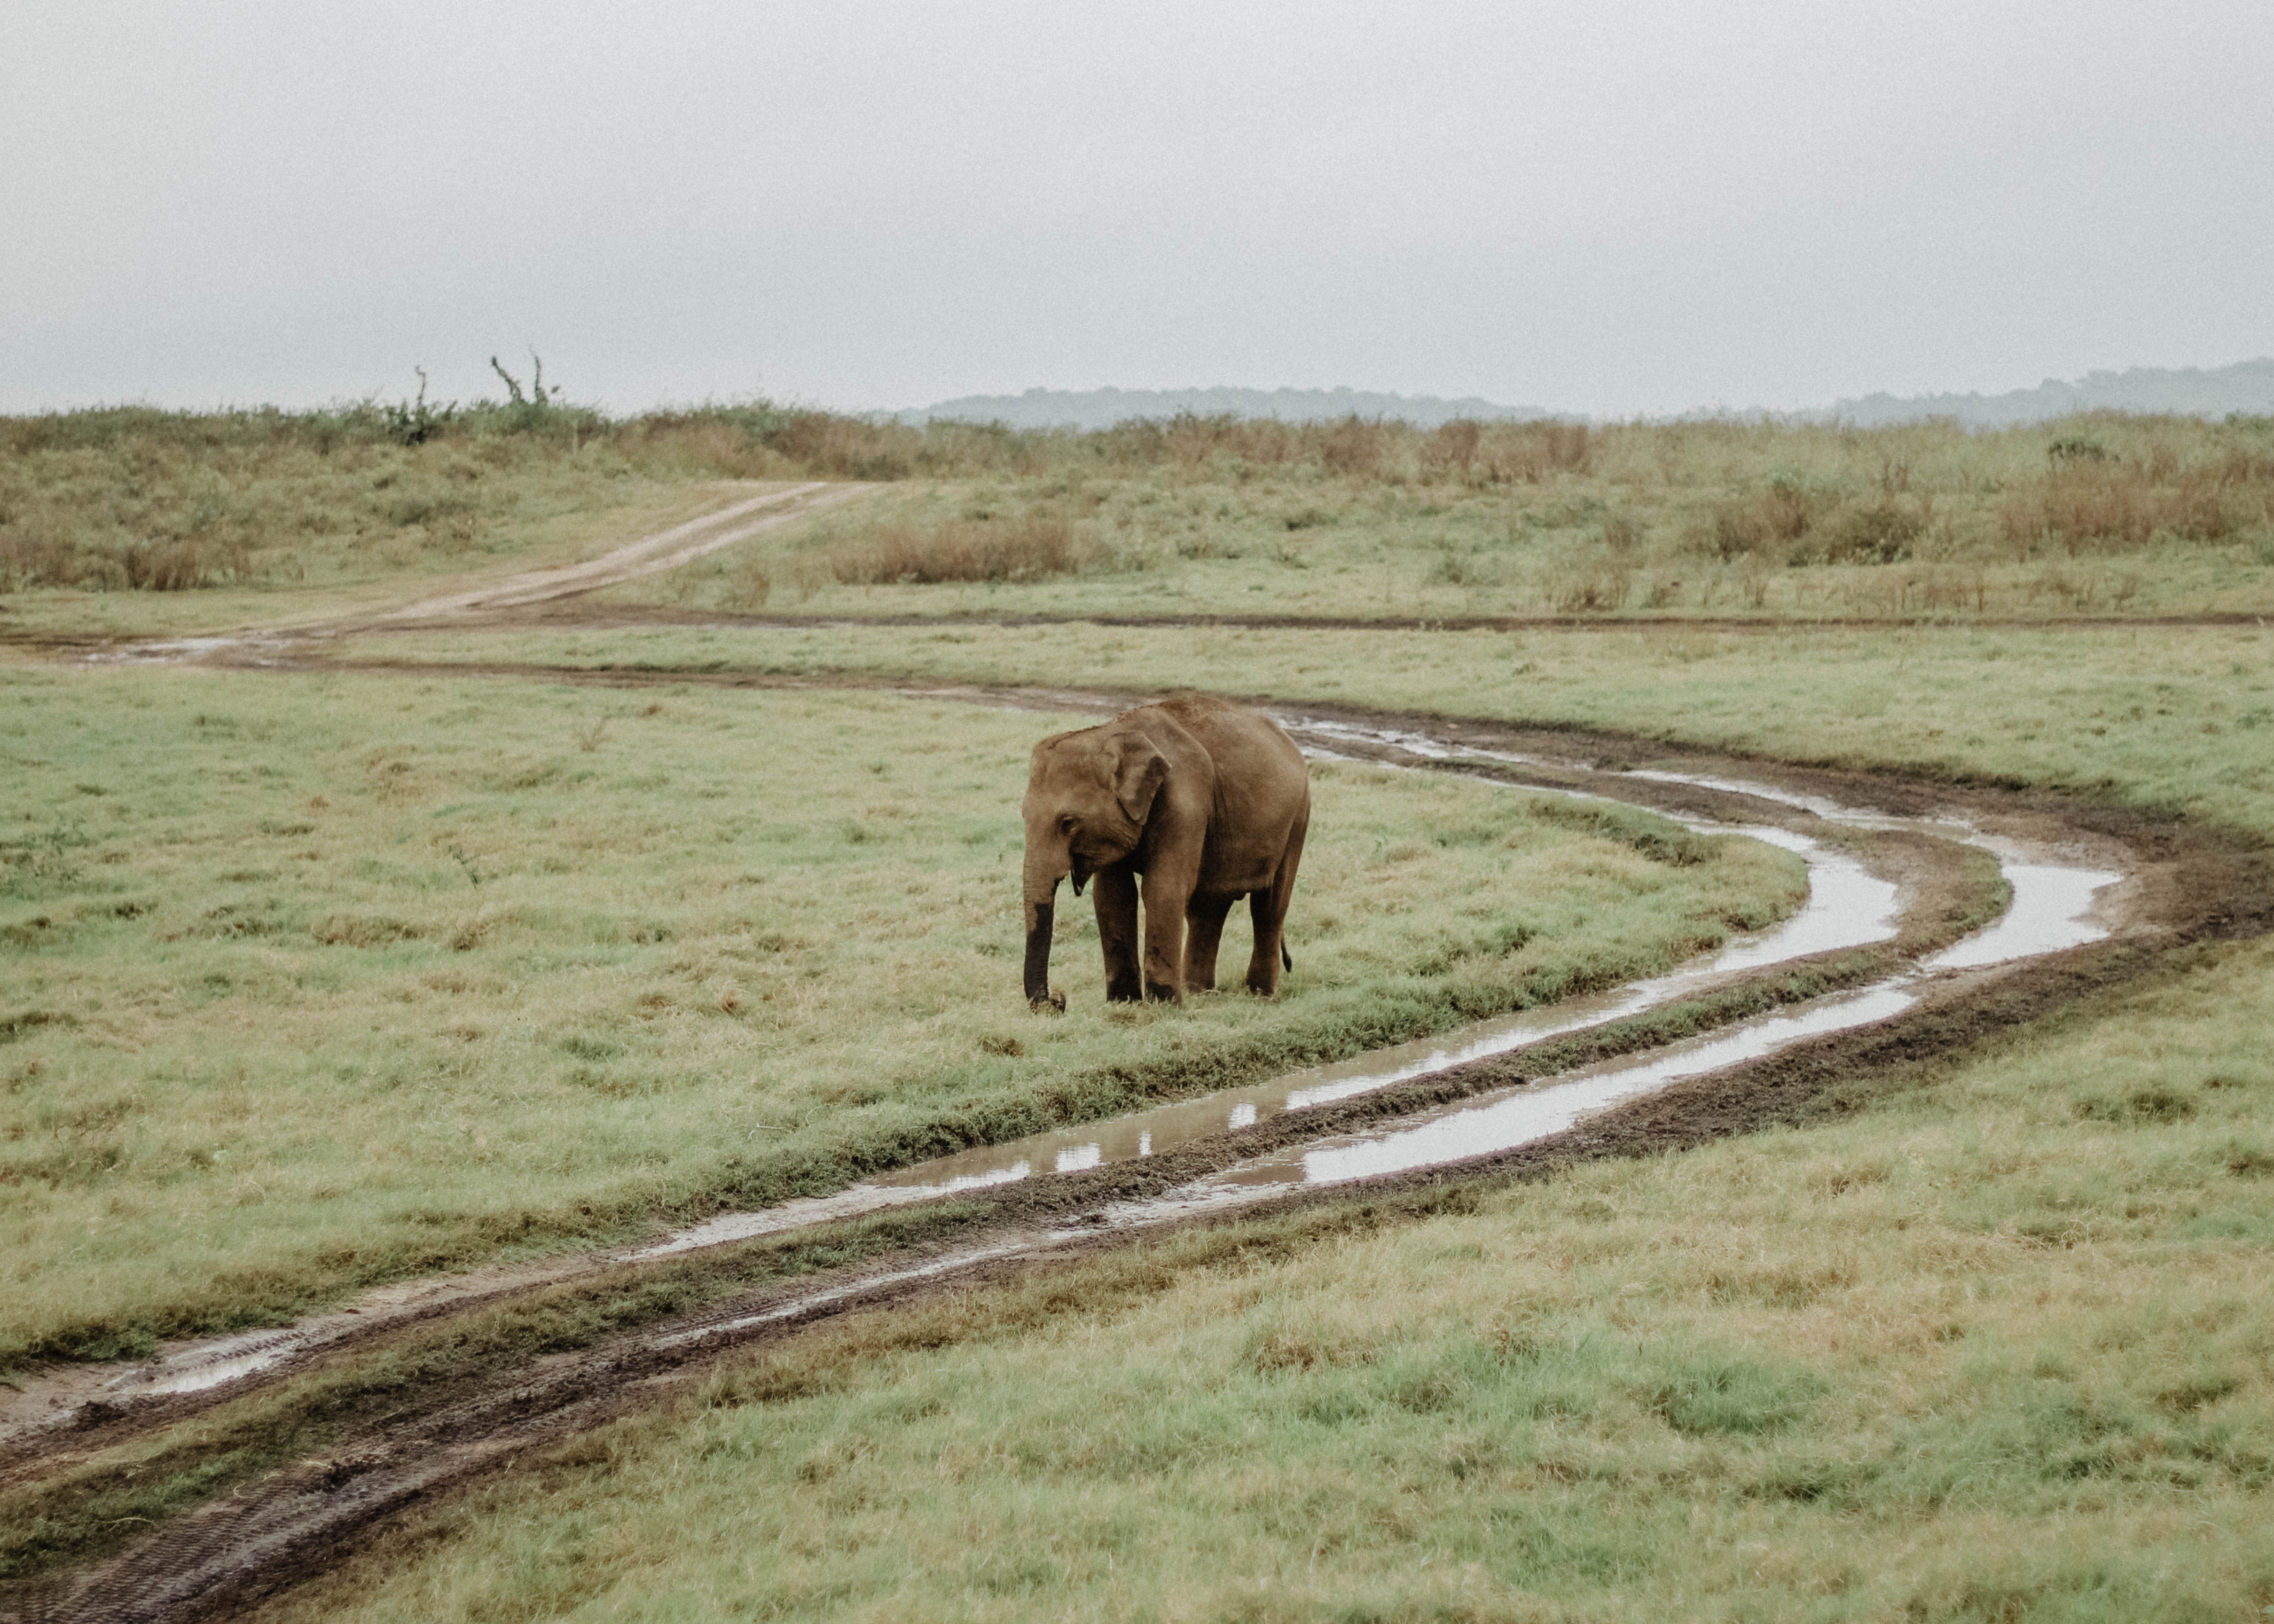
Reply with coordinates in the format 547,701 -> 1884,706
340,617 -> 2274,832
9,408 -> 2274,1618
8,406 -> 2273,640
259,939 -> 2274,1624
0,665 -> 1797,1367
0,461 -> 792,643
213,615 -> 2274,1624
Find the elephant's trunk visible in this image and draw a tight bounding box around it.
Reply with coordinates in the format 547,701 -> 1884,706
1023,837 -> 1068,1007
1023,897 -> 1057,1006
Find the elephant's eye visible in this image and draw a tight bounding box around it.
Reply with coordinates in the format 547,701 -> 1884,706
1059,815 -> 1078,834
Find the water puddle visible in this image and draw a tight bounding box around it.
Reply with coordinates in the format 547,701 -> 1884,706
1622,767 -> 1857,820
91,1330 -> 312,1401
850,828 -> 1894,1189
84,634 -> 265,666
1924,860 -> 2123,968
1205,985 -> 1921,1196
651,1242 -> 1033,1350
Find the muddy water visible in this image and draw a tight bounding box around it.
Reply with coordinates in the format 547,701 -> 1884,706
1925,857 -> 2123,968
1165,985 -> 1924,1212
644,821 -> 2124,1367
870,829 -> 1895,1175
636,821 -> 1897,1261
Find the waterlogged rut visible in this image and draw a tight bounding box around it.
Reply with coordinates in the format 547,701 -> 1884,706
8,692 -> 2165,1624
639,712 -> 2119,1252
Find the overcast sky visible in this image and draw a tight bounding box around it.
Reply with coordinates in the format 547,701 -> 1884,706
5,1 -> 2270,417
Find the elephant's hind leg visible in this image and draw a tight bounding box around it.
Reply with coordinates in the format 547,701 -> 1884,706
1182,891 -> 1236,992
1244,812 -> 1308,997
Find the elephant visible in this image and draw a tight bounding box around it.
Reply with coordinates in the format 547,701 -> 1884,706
1022,694 -> 1310,1007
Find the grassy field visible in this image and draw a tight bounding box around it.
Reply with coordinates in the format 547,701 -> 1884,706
339,617 -> 2274,833
268,938 -> 2274,1623
6,405 -> 2272,641
8,405 -> 2274,1619
0,405 -> 821,641
0,664 -> 1798,1367
610,438 -> 2274,623
229,616 -> 2274,1624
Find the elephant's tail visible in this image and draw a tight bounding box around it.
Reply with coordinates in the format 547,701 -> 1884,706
1281,942 -> 1293,973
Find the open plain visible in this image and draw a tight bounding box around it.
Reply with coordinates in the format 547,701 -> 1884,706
3,402 -> 2272,1622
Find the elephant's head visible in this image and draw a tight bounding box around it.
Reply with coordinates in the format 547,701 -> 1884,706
1020,724 -> 1169,1006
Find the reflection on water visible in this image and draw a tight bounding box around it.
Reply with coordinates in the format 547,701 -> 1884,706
1925,862 -> 2122,968
855,822 -> 1895,1198
1226,985 -> 1920,1192
1622,767 -> 1856,820
96,1330 -> 309,1401
652,1243 -> 1034,1351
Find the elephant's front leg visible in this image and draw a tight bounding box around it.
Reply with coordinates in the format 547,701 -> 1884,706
1137,869 -> 1194,1001
1091,866 -> 1144,1002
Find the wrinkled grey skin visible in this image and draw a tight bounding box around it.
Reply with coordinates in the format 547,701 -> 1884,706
1022,694 -> 1309,1007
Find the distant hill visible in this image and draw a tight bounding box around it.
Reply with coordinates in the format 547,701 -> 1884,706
1827,359 -> 2274,428
895,385 -> 1553,430
891,362 -> 2274,432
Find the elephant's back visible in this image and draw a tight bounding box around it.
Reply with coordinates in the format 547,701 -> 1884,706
1164,691 -> 1310,764
1157,697 -> 1303,787
1150,697 -> 1307,890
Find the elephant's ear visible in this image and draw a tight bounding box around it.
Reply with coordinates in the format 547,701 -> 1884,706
1113,734 -> 1169,825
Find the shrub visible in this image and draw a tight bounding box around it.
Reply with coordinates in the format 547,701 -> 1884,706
1426,419 -> 1482,472
826,516 -> 1094,585
1319,416 -> 1387,477
1478,421 -> 1591,482
1702,476 -> 1818,561
1540,555 -> 1633,612
2003,462 -> 2236,555
120,537 -> 251,590
1822,501 -> 1924,565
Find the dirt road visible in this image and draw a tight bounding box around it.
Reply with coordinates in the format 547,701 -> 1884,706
365,481 -> 867,623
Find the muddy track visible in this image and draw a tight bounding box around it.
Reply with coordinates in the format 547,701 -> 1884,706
4,655 -> 2268,1621
8,604 -> 2271,665
481,603 -> 2274,634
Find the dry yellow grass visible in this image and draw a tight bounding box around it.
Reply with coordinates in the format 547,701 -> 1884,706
8,405 -> 2272,637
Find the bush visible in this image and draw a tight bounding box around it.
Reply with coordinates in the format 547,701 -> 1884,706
2003,462 -> 2237,555
6,395 -> 2270,598
1822,501 -> 1924,564
1702,476 -> 1817,561
825,516 -> 1094,585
